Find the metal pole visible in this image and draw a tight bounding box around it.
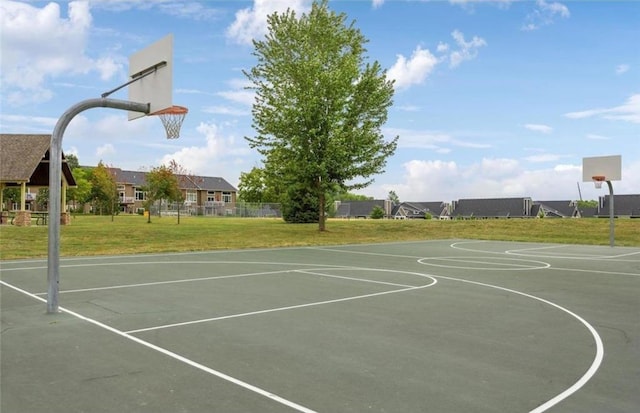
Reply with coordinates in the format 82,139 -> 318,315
606,180 -> 614,248
47,98 -> 149,313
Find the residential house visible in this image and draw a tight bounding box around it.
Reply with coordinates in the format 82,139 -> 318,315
109,168 -> 237,215
450,197 -> 535,219
391,201 -> 450,219
596,194 -> 640,218
334,200 -> 394,219
534,200 -> 579,218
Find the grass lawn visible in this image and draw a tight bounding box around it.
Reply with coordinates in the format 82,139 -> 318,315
1,214 -> 639,260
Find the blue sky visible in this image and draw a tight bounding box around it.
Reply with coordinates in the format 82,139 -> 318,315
1,0 -> 638,202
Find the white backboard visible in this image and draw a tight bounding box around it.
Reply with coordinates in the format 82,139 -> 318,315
582,155 -> 622,182
128,34 -> 173,120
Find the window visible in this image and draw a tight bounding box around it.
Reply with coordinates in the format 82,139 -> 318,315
135,187 -> 146,201
222,192 -> 232,203
207,191 -> 216,202
186,190 -> 197,203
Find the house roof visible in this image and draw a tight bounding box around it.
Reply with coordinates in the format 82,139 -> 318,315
599,194 -> 640,217
336,200 -> 386,217
392,201 -> 446,217
0,134 -> 77,186
534,200 -> 576,217
109,168 -> 237,192
452,197 -> 533,218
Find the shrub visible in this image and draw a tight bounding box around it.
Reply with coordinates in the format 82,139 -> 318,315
370,205 -> 385,219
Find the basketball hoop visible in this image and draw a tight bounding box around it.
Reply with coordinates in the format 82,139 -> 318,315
592,175 -> 606,189
150,105 -> 188,139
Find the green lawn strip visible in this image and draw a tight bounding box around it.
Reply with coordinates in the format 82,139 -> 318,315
1,215 -> 638,260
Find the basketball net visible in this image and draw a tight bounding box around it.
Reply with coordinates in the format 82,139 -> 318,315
150,105 -> 188,139
592,175 -> 605,189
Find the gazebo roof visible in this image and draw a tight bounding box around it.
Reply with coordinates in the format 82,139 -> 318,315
0,134 -> 76,186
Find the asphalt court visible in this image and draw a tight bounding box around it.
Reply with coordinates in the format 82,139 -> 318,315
1,239 -> 639,413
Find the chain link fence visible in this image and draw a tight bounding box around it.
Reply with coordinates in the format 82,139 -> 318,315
149,202 -> 282,218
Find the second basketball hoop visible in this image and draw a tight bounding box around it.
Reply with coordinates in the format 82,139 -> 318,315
150,105 -> 188,139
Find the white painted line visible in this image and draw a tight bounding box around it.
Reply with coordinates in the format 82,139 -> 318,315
0,280 -> 317,413
33,269 -> 295,296
507,244 -> 571,253
309,247 -> 421,259
294,269 -> 416,288
548,267 -> 639,278
418,256 -> 550,271
1,260 -> 347,272
314,247 -> 605,412
125,279 -> 435,334
505,248 -> 640,260
433,274 -> 604,413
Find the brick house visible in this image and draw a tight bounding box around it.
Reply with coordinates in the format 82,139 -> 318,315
108,168 -> 237,215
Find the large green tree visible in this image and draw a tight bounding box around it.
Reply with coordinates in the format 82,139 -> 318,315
142,165 -> 181,223
244,0 -> 398,231
89,162 -> 118,218
237,166 -> 280,203
67,166 -> 92,212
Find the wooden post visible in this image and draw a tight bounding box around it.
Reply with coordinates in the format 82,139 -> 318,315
20,182 -> 26,211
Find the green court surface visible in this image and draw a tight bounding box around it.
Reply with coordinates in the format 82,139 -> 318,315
1,240 -> 639,412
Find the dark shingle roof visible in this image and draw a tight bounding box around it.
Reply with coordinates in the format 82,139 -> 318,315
535,200 -> 576,218
0,134 -> 76,186
109,168 -> 236,192
335,200 -> 386,217
392,201 -> 446,218
599,194 -> 640,217
452,197 -> 533,218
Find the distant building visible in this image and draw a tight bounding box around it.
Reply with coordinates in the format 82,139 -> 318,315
534,200 -> 579,218
392,202 -> 449,219
596,194 -> 640,218
334,200 -> 393,219
108,168 -> 237,215
450,197 -> 535,219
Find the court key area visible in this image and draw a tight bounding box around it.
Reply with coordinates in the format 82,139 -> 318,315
1,239 -> 639,412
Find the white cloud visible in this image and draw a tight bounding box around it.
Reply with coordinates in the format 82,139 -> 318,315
160,121 -> 251,177
156,2 -> 223,21
387,46 -> 440,90
96,143 -> 115,157
226,0 -> 311,45
522,0 -> 570,31
480,157 -> 521,178
524,153 -> 565,162
372,0 -> 385,9
361,158 -> 611,202
217,89 -> 256,106
524,123 -> 553,134
564,94 -> 640,124
391,128 -> 452,149
615,64 -> 630,75
386,30 -> 485,89
203,106 -> 249,116
0,0 -> 125,105
449,30 -> 487,68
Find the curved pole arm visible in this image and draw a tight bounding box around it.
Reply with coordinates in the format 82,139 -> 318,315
47,98 -> 149,313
